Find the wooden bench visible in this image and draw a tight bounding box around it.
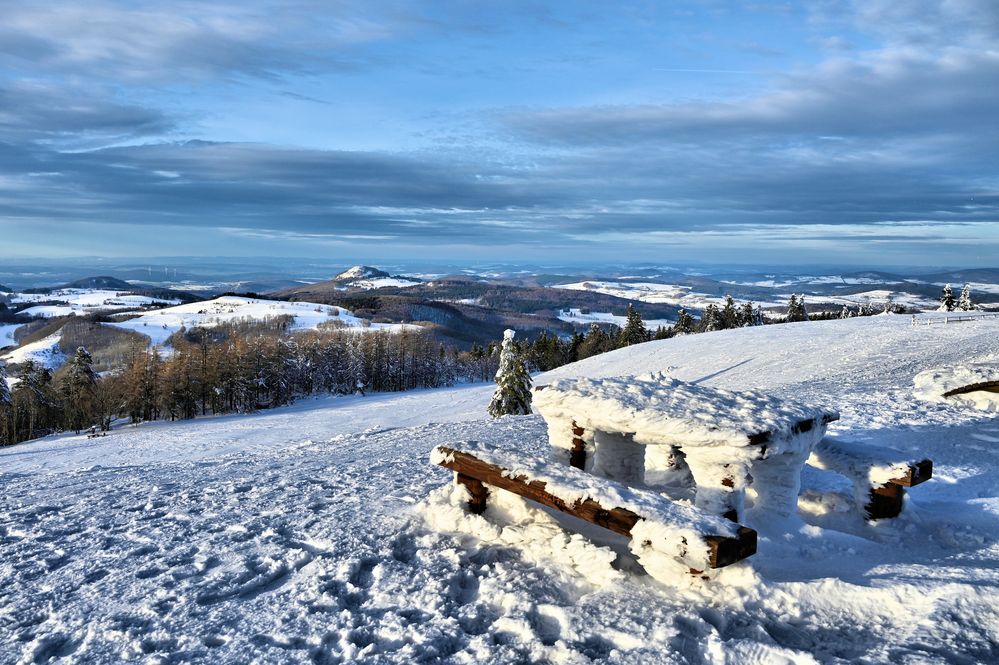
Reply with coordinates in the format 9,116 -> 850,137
807,438 -> 932,519
432,444 -> 757,571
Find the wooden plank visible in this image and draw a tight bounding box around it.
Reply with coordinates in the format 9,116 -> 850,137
891,459 -> 933,487
942,381 -> 999,397
747,413 -> 839,447
434,446 -> 756,569
864,460 -> 932,518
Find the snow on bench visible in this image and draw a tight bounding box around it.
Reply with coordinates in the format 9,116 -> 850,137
533,374 -> 839,521
808,438 -> 932,519
914,364 -> 999,412
431,441 -> 757,572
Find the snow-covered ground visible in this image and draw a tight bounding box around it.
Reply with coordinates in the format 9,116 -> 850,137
0,323 -> 21,349
3,315 -> 999,662
11,289 -> 179,317
0,332 -> 63,369
554,280 -> 785,310
557,308 -> 674,330
107,296 -> 419,347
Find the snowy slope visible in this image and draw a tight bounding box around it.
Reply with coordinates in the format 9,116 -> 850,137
0,323 -> 21,349
11,288 -> 179,317
2,316 -> 999,663
107,296 -> 418,347
0,332 -> 64,368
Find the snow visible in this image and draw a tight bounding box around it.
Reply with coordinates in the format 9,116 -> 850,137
0,323 -> 21,349
534,373 -> 836,450
3,315 -> 999,662
557,307 -> 674,329
107,296 -> 419,347
554,281 -> 786,310
429,440 -> 738,574
10,288 -> 179,316
0,332 -> 63,368
913,363 -> 999,411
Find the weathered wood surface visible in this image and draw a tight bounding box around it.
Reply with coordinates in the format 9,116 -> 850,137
434,446 -> 757,568
570,421 -> 587,470
942,381 -> 999,397
748,413 -> 839,447
864,459 -> 933,519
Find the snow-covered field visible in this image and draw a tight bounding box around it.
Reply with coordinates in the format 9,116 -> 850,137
10,289 -> 179,317
554,280 -> 785,310
108,296 -> 419,347
2,315 -> 999,662
0,323 -> 21,349
557,308 -> 674,330
0,332 -> 63,369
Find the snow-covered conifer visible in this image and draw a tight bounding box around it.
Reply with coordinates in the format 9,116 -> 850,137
786,294 -> 808,322
738,301 -> 754,327
940,284 -> 955,312
840,305 -> 851,319
672,308 -> 695,335
958,284 -> 974,311
721,295 -> 738,329
487,330 -> 533,417
701,304 -> 721,332
0,361 -> 9,410
619,304 -> 649,346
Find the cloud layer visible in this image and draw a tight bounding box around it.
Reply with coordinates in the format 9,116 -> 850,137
0,0 -> 997,265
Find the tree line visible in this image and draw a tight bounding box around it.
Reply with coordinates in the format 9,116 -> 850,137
0,327 -> 499,446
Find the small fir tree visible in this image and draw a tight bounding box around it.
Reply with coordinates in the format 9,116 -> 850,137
958,284 -> 974,311
700,304 -> 721,332
720,295 -> 738,329
738,301 -> 755,327
488,329 -> 533,417
672,308 -> 696,335
0,361 -> 9,411
786,294 -> 808,322
619,304 -> 649,346
840,305 -> 851,319
940,284 -> 955,312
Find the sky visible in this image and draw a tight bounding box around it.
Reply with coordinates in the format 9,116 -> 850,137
0,0 -> 997,267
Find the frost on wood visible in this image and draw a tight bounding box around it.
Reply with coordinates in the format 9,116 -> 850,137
533,373 -> 836,518
429,440 -> 740,574
532,373 -> 837,451
913,364 -> 999,411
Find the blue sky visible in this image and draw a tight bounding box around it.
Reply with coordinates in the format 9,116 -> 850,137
1,0 -> 997,266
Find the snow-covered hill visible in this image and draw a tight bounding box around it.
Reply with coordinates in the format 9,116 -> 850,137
108,296 -> 418,347
11,288 -> 180,317
2,314 -> 999,663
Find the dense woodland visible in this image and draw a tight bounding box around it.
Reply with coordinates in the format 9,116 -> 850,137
0,286 -> 973,447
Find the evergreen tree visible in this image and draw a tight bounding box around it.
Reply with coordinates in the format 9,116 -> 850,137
786,294 -> 808,322
738,301 -> 754,327
61,346 -> 98,432
672,308 -> 696,334
840,305 -> 851,319
958,284 -> 974,311
578,324 -> 611,359
700,304 -> 721,332
652,325 -> 673,340
721,295 -> 738,329
940,284 -> 955,312
619,304 -> 649,346
0,361 -> 10,445
488,329 -> 533,417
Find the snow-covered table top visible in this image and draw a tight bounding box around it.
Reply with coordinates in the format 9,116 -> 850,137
533,373 -> 838,451
913,363 -> 999,411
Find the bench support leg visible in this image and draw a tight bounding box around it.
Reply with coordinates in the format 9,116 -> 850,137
570,421 -> 586,470
685,454 -> 748,523
866,482 -> 904,519
456,473 -> 489,514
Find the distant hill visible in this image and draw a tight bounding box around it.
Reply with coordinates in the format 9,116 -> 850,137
333,265 -> 392,282
63,275 -> 135,290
